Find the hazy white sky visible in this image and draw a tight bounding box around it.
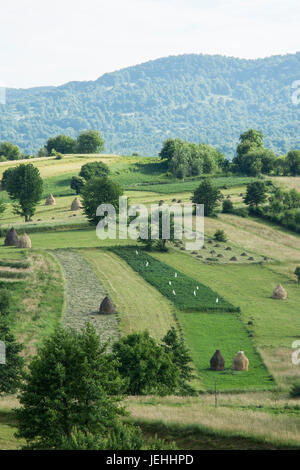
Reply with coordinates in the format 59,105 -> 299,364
0,0 -> 299,88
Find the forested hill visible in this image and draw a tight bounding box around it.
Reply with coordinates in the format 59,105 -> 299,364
1,53 -> 300,156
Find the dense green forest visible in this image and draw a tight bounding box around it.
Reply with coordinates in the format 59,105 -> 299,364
0,53 -> 300,156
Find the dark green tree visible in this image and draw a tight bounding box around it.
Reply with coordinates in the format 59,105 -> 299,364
0,142 -> 21,161
222,198 -> 233,213
79,161 -> 110,180
244,181 -> 267,208
192,178 -> 223,216
0,318 -> 24,395
4,164 -> 43,222
112,331 -> 179,395
214,229 -> 227,242
260,149 -> 276,175
76,130 -> 105,154
159,138 -> 182,161
162,327 -> 195,395
15,324 -> 124,450
1,168 -> 14,190
286,150 -> 300,176
233,129 -> 264,174
46,135 -> 76,154
70,176 -> 85,195
294,266 -> 300,283
81,177 -> 123,226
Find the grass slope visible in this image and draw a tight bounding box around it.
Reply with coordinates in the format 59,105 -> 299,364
178,311 -> 273,391
81,248 -> 176,339
0,250 -> 64,356
150,249 -> 300,388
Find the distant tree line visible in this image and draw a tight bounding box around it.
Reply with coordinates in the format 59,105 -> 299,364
40,130 -> 105,156
0,130 -> 105,162
159,129 -> 300,179
159,138 -> 225,178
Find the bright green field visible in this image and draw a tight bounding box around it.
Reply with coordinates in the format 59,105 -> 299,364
126,177 -> 257,194
178,311 -> 274,391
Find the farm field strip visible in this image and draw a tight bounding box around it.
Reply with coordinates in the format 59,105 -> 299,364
150,249 -> 300,387
177,311 -> 274,391
109,247 -> 272,391
111,246 -> 238,312
81,248 -> 176,339
0,250 -> 64,355
126,177 -> 257,194
127,396 -> 300,448
53,249 -> 119,346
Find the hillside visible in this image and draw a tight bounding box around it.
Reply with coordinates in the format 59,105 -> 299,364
1,155 -> 300,449
1,53 -> 300,156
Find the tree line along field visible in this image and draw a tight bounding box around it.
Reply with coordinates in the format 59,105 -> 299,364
1,152 -> 300,449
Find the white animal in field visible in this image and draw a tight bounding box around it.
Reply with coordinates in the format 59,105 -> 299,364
174,272 -> 177,278
169,281 -> 172,286
193,291 -> 196,296
146,261 -> 149,267
172,290 -> 176,296
136,250 -> 139,255
216,298 -> 219,303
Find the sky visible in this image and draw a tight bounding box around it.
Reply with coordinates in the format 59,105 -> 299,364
0,0 -> 299,88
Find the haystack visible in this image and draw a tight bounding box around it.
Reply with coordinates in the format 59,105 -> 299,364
71,197 -> 82,211
18,233 -> 31,249
272,284 -> 287,300
210,350 -> 225,371
99,296 -> 116,314
232,351 -> 249,371
4,227 -> 19,246
45,194 -> 56,206
230,256 -> 238,261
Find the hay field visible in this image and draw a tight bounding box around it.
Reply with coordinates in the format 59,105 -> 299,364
150,249 -> 300,388
81,248 -> 176,339
126,394 -> 300,448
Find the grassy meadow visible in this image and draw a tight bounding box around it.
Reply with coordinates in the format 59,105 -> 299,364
1,153 -> 300,449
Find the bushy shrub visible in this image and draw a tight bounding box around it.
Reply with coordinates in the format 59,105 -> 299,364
214,229 -> 228,242
222,198 -> 234,213
112,331 -> 179,396
290,381 -> 300,398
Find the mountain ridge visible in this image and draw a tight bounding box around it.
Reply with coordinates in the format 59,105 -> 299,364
1,52 -> 300,156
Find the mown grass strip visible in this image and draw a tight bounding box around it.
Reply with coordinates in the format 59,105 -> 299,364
111,247 -> 238,312
126,177 -> 257,194
0,260 -> 31,269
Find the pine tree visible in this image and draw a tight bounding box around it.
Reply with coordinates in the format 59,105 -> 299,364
162,327 -> 196,395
